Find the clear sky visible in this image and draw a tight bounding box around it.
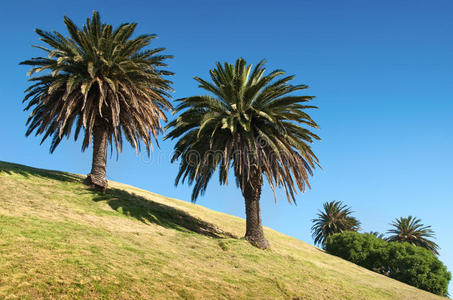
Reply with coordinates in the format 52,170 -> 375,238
1,0 -> 452,294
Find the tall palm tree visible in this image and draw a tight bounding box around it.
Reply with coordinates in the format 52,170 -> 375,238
311,201 -> 360,247
20,11 -> 173,192
386,216 -> 439,255
165,58 -> 320,249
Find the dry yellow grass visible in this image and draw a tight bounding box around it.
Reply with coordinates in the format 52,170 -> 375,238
0,161 -> 446,299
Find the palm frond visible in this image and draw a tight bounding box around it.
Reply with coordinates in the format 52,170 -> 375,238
386,216 -> 439,255
311,201 -> 361,247
21,11 -> 173,155
165,58 -> 320,202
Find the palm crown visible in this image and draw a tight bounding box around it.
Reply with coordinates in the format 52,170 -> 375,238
21,11 -> 173,156
311,201 -> 361,247
386,216 -> 439,255
166,58 -> 320,201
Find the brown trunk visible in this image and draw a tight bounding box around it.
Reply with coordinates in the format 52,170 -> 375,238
242,172 -> 270,249
84,121 -> 108,192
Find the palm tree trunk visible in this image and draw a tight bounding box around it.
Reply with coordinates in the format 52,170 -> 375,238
84,121 -> 108,192
242,172 -> 270,249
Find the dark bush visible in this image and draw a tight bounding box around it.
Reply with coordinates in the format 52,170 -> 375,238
326,231 -> 451,296
326,232 -> 387,271
385,242 -> 451,296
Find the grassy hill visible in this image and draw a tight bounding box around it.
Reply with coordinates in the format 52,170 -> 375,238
0,161 -> 446,299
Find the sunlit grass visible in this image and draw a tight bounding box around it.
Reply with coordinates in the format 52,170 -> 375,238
0,161 -> 445,299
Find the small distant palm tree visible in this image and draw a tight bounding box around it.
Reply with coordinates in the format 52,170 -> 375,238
311,201 -> 360,247
386,216 -> 439,255
166,58 -> 320,249
366,231 -> 385,240
20,11 -> 173,191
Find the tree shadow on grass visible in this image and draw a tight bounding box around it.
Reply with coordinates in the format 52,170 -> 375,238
0,160 -> 237,239
0,160 -> 82,182
93,187 -> 238,239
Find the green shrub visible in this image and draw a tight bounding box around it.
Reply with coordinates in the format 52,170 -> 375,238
326,231 -> 451,296
385,242 -> 451,296
326,232 -> 387,271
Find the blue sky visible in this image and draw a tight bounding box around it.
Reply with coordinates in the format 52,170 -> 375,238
1,0 -> 452,294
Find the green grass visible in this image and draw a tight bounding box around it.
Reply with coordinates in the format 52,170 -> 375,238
0,160 -> 446,299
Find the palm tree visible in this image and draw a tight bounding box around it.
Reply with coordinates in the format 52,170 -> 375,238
20,11 -> 173,192
386,216 -> 439,255
366,231 -> 385,240
165,58 -> 320,249
311,201 -> 360,247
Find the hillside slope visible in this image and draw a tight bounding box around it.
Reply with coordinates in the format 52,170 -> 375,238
0,161 -> 445,299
